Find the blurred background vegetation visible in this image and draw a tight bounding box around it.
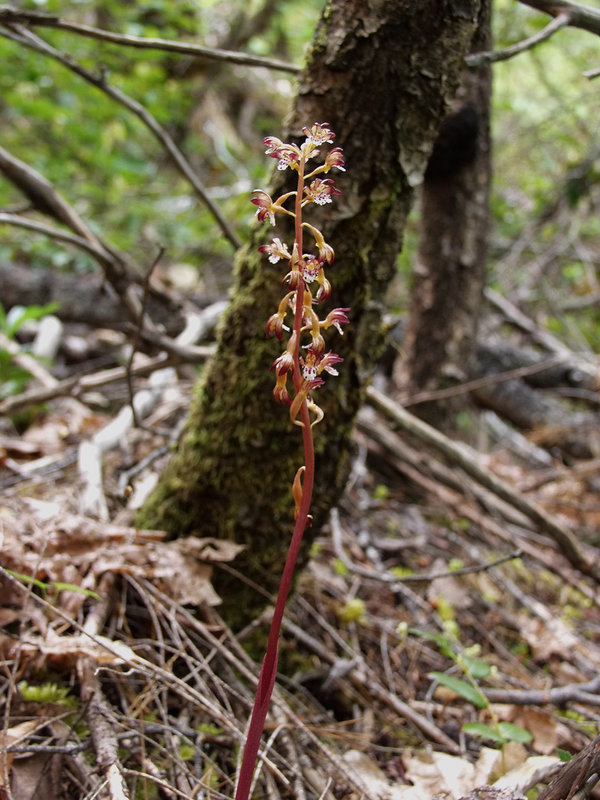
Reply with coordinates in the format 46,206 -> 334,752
0,0 -> 598,344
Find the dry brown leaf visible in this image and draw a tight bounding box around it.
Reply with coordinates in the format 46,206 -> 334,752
513,709 -> 558,755
9,753 -> 57,800
21,631 -> 138,667
493,755 -> 561,795
0,503 -> 244,612
0,721 -> 40,781
427,559 -> 471,611
400,748 -> 502,799
520,617 -> 580,662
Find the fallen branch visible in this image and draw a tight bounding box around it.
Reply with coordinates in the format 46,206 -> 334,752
77,573 -> 130,800
365,386 -> 599,581
484,675 -> 600,706
0,146 -> 146,325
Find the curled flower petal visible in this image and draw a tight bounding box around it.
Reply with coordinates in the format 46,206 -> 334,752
265,313 -> 288,340
251,189 -> 277,225
258,237 -> 291,264
318,241 -> 335,265
273,380 -> 291,406
307,400 -> 324,427
304,178 -> 342,206
270,350 -> 294,376
316,275 -> 332,303
302,123 -> 335,146
318,351 -> 344,376
324,147 -> 346,172
322,307 -> 350,335
264,137 -> 302,171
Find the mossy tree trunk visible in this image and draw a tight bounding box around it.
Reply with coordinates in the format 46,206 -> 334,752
396,0 -> 492,425
137,0 -> 481,627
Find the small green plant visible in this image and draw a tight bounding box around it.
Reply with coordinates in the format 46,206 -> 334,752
0,301 -> 59,398
411,627 -> 532,747
19,680 -> 77,708
235,123 -> 347,800
3,567 -> 100,600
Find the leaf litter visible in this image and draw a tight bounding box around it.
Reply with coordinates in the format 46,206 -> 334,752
1,369 -> 600,799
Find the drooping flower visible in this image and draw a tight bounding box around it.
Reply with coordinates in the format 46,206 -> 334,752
315,273 -> 331,303
270,350 -> 294,377
322,307 -> 350,336
303,178 -> 341,206
259,237 -> 291,264
265,292 -> 294,340
251,189 -> 278,225
317,241 -> 335,265
264,136 -> 302,171
323,147 -> 346,173
317,351 -> 344,376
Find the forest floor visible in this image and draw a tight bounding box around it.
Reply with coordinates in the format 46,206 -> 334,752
1,305 -> 600,800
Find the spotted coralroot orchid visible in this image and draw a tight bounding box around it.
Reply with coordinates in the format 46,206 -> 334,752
255,123 -> 348,427
235,124 -> 348,800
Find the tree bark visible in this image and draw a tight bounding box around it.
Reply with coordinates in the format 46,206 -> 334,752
137,0 -> 481,627
397,0 -> 491,425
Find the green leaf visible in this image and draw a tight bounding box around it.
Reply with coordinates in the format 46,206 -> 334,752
497,722 -> 533,744
429,672 -> 487,708
462,722 -> 507,743
51,583 -> 101,600
410,628 -> 455,659
6,302 -> 60,338
462,656 -> 492,679
556,748 -> 573,763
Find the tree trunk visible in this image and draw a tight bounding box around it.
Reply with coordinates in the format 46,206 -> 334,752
396,0 -> 492,425
137,0 -> 481,627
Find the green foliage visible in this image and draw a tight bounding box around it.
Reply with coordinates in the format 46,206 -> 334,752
18,680 -> 77,708
412,627 -> 532,748
429,672 -> 487,709
372,483 -> 389,501
0,0 -> 321,274
0,302 -> 60,339
337,597 -> 366,625
463,720 -> 533,745
0,301 -> 60,400
4,568 -> 101,600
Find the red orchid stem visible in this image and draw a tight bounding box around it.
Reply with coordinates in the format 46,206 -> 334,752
234,156 -> 314,800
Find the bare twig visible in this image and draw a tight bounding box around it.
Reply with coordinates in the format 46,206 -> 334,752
0,4 -> 298,73
0,211 -> 118,264
0,146 -> 146,324
518,0 -> 600,37
77,574 -> 130,800
330,506 -> 522,585
537,736 -> 600,800
401,354 -> 566,407
467,11 -> 570,66
0,23 -> 241,249
365,386 -> 599,581
125,248 -> 165,428
484,675 -> 600,706
281,614 -> 461,754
